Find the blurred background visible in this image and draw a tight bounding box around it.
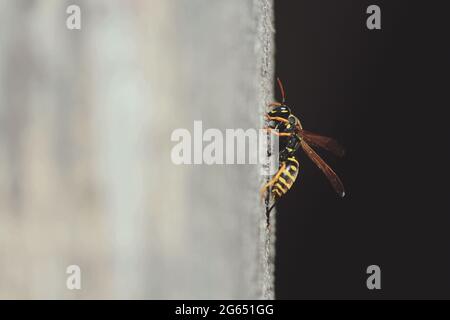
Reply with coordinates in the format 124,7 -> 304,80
0,0 -> 274,299
275,0 -> 450,299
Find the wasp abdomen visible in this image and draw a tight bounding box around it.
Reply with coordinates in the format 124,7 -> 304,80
272,157 -> 299,199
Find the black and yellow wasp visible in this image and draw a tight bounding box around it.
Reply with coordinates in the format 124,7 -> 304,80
261,78 -> 346,222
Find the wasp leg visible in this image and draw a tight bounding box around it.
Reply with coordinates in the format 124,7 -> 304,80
260,162 -> 286,202
262,163 -> 286,228
262,127 -> 293,137
266,200 -> 278,227
264,115 -> 289,123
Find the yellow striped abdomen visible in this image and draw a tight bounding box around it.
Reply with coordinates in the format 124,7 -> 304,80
272,157 -> 299,199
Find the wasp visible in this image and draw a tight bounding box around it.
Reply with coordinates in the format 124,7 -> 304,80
261,78 -> 346,223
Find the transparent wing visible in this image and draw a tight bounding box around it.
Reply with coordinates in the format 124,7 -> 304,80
299,129 -> 345,157
301,140 -> 345,197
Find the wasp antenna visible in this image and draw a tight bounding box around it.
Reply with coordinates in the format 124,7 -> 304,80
277,77 -> 286,104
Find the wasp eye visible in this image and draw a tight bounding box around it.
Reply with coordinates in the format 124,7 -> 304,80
288,116 -> 296,124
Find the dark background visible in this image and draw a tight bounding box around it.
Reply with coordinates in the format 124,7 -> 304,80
274,1 -> 450,299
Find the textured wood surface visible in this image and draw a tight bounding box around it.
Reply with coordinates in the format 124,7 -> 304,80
0,0 -> 274,299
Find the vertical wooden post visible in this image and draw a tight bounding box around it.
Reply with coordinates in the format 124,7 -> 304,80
0,0 -> 274,299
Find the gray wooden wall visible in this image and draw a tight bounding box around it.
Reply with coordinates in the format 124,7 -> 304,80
0,0 -> 274,299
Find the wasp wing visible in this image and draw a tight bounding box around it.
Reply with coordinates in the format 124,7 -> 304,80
298,129 -> 345,157
300,140 -> 346,197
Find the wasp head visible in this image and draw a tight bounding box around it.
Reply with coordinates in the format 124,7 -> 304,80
267,104 -> 291,120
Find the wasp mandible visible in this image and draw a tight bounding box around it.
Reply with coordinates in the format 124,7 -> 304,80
261,78 -> 346,220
